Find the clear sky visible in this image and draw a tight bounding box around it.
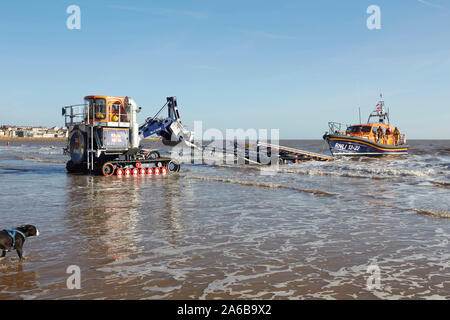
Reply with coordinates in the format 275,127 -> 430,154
0,0 -> 449,139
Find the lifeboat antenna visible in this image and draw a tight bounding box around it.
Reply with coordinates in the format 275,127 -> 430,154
358,107 -> 361,124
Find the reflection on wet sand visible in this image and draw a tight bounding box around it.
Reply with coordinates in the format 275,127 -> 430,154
58,174 -> 190,298
65,175 -> 143,263
154,175 -> 188,244
0,263 -> 41,299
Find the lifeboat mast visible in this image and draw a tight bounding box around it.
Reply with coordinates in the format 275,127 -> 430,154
367,93 -> 390,124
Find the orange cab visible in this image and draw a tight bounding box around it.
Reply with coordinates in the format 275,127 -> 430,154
84,95 -> 129,124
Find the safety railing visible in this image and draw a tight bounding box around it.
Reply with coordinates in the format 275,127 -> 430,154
62,103 -> 129,127
62,104 -> 87,127
389,133 -> 407,146
327,122 -> 349,135
398,134 -> 406,145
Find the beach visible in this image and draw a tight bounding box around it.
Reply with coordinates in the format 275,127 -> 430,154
0,139 -> 449,299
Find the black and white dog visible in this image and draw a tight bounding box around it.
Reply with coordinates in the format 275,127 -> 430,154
0,225 -> 40,260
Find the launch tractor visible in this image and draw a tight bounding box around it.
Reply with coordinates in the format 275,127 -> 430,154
62,95 -> 192,176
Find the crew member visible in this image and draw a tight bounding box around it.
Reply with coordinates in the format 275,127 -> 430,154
393,127 -> 400,145
385,127 -> 392,144
385,127 -> 392,136
376,126 -> 383,143
95,111 -> 105,120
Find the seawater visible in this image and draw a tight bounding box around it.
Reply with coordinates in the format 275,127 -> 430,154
0,140 -> 449,299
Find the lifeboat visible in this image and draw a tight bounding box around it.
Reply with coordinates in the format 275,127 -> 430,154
323,95 -> 408,156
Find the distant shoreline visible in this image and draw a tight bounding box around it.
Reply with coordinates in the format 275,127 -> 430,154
0,136 -> 162,142
0,136 -> 66,142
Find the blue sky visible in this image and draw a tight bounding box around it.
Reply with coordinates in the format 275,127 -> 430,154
0,0 -> 449,139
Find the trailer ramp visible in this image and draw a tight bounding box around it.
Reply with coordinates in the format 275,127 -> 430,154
257,142 -> 334,162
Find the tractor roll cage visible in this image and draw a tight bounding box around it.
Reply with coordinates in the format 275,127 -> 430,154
62,102 -> 130,128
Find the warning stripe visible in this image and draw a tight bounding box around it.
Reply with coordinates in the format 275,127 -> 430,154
328,138 -> 408,152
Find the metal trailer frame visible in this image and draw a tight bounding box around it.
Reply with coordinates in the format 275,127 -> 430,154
191,139 -> 333,166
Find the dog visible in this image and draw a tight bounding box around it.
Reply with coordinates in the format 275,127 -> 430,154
0,225 -> 40,260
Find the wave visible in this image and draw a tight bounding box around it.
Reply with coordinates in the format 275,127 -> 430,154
279,166 -> 434,180
2,148 -> 62,156
183,174 -> 336,196
16,155 -> 66,164
37,151 -> 63,155
430,180 -> 450,187
39,146 -> 58,150
436,148 -> 450,155
413,209 -> 450,219
0,166 -> 32,172
179,156 -> 435,179
280,168 -> 388,180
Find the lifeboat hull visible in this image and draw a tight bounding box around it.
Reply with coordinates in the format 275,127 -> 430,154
324,134 -> 408,156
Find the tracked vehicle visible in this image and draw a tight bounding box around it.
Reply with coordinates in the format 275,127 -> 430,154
62,95 -> 192,176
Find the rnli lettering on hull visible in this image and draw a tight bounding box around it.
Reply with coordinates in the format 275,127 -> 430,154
334,142 -> 360,152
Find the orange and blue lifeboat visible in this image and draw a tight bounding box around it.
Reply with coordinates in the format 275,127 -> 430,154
323,96 -> 408,156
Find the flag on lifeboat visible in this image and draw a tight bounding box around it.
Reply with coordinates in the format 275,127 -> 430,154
376,101 -> 384,115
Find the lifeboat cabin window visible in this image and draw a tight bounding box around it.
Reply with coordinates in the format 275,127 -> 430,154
361,126 -> 372,133
350,126 -> 362,134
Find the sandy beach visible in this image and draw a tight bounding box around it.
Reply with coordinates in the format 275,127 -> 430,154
0,136 -> 66,142
0,139 -> 449,299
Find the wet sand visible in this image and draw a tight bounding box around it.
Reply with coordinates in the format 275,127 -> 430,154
0,140 -> 449,299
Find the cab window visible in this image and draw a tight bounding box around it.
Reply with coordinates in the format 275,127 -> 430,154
85,98 -> 106,120
111,101 -> 128,121
361,126 -> 371,133
111,102 -> 121,113
94,99 -> 106,119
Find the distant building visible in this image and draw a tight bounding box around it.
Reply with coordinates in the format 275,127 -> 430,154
0,125 -> 67,138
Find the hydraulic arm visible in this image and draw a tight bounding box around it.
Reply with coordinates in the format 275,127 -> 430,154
138,97 -> 193,146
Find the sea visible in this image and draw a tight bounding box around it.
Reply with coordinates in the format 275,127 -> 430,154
0,139 -> 449,299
